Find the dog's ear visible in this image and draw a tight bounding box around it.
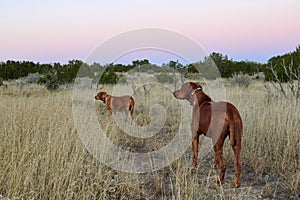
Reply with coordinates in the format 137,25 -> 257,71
189,82 -> 202,90
98,91 -> 106,96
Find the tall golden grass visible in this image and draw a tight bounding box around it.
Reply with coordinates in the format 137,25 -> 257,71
0,82 -> 299,199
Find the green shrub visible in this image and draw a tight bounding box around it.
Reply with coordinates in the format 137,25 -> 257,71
98,70 -> 119,85
38,74 -> 59,91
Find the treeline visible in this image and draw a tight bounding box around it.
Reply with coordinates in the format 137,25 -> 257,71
0,55 -> 263,81
265,46 -> 300,82
0,59 -> 159,85
0,47 -> 299,86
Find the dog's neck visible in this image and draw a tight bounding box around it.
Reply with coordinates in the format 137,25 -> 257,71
102,94 -> 109,103
191,90 -> 212,105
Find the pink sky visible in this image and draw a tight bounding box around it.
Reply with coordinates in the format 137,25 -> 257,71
0,0 -> 299,64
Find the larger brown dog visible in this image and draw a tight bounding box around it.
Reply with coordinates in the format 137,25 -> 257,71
95,91 -> 135,117
173,82 -> 242,187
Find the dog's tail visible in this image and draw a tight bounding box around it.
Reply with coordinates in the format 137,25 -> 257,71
230,112 -> 242,147
129,97 -> 135,117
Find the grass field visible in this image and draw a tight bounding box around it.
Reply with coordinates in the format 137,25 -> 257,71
0,81 -> 299,199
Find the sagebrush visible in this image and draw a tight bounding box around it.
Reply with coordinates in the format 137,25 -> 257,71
0,82 -> 299,199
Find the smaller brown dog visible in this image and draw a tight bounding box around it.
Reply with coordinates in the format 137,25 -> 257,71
95,91 -> 135,117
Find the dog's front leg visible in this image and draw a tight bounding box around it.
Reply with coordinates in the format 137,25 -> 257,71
106,104 -> 113,115
192,134 -> 199,168
191,107 -> 200,168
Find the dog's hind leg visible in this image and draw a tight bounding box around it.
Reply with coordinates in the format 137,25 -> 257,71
212,130 -> 227,184
231,119 -> 242,187
214,145 -> 226,184
232,144 -> 241,187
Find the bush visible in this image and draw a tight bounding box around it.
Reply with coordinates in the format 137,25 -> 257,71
117,74 -> 127,84
38,74 -> 59,91
185,73 -> 202,80
0,77 -> 3,86
26,73 -> 41,84
98,70 -> 120,85
46,75 -> 59,90
155,73 -> 174,84
231,73 -> 252,87
147,70 -> 155,74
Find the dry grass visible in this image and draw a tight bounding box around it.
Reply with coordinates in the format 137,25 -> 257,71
0,81 -> 299,199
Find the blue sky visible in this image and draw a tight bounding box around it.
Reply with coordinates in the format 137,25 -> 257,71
0,0 -> 299,64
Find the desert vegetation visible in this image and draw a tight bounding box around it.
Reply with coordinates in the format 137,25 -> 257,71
0,79 -> 299,199
0,47 -> 299,199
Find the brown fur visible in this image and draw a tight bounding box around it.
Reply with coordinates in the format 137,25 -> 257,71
95,91 -> 135,117
173,82 -> 242,187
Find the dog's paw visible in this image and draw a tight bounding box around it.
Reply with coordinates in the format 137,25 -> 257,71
232,179 -> 241,188
190,167 -> 197,175
215,177 -> 224,185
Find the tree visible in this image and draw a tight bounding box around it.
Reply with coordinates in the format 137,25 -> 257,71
265,46 -> 300,82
